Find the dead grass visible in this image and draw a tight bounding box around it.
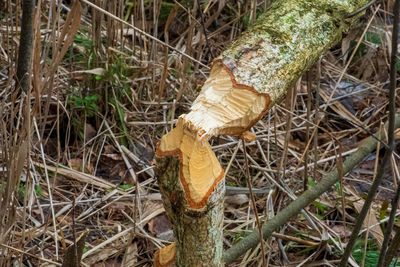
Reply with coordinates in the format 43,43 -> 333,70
0,0 -> 399,266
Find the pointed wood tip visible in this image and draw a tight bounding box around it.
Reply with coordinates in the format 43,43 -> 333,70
156,119 -> 224,209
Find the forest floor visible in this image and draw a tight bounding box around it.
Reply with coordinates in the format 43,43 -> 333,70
0,1 -> 399,266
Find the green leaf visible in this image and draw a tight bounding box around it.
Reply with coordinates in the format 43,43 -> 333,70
365,32 -> 382,46
396,60 -> 400,72
18,184 -> 25,198
119,184 -> 133,190
335,181 -> 342,196
379,200 -> 389,221
351,239 -> 380,267
308,177 -> 316,187
35,184 -> 44,200
312,200 -> 328,213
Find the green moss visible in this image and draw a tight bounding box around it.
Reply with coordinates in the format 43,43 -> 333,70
219,0 -> 368,108
350,239 -> 398,267
159,2 -> 174,22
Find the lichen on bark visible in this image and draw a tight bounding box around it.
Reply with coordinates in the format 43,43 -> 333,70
219,0 -> 368,108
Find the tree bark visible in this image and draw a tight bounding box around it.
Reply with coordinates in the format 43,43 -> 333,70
16,0 -> 35,93
154,0 -> 370,266
155,155 -> 224,266
155,119 -> 225,266
383,226 -> 400,267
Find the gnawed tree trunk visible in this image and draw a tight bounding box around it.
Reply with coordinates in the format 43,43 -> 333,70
155,119 -> 225,266
155,0 -> 369,266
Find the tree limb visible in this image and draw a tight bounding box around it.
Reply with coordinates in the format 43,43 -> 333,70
224,114 -> 400,264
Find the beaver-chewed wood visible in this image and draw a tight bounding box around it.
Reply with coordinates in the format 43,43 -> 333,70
154,0 -> 369,266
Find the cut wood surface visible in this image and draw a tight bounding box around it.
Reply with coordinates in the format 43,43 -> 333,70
155,154 -> 225,266
154,243 -> 176,267
155,0 -> 370,266
156,118 -> 224,208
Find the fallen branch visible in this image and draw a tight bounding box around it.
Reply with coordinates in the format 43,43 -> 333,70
224,114 -> 400,264
155,0 -> 371,265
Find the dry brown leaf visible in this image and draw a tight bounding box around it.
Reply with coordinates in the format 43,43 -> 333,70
343,187 -> 384,247
121,243 -> 138,267
352,199 -> 384,247
141,200 -> 165,226
148,214 -> 172,236
68,158 -> 94,174
85,247 -> 121,265
319,88 -> 363,126
225,194 -> 249,206
395,128 -> 400,140
341,35 -> 352,62
34,162 -> 116,190
240,131 -> 256,142
276,135 -> 302,151
331,225 -> 352,238
84,123 -> 96,140
104,145 -> 116,154
48,1 -> 82,77
90,259 -> 121,267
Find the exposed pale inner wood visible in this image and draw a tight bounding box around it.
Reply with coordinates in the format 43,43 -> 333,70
157,62 -> 268,207
183,62 -> 268,137
158,243 -> 176,266
158,119 -> 223,206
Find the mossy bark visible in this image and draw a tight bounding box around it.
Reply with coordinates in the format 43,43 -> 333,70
154,0 -> 370,266
155,156 -> 224,267
218,0 -> 369,108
